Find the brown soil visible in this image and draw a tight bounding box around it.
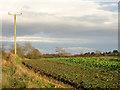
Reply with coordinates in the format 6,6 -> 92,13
21,61 -> 73,89
22,61 -> 84,89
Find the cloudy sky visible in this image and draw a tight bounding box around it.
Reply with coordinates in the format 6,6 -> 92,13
0,0 -> 119,54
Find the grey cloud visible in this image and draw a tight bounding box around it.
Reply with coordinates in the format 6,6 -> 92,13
67,15 -> 110,23
2,20 -> 117,39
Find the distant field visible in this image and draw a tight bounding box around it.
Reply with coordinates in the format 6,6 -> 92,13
22,57 -> 119,88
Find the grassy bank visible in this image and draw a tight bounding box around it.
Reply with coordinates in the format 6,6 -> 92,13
2,53 -> 66,88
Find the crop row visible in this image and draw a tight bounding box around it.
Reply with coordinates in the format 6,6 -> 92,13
41,57 -> 119,70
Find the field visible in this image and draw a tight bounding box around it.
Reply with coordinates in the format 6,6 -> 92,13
22,57 -> 119,88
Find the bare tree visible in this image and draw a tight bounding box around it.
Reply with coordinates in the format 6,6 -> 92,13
23,42 -> 35,56
9,42 -> 43,59
95,50 -> 101,56
9,44 -> 15,54
9,44 -> 24,58
56,47 -> 65,54
56,47 -> 71,56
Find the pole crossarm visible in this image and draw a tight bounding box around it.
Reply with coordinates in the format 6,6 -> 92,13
8,12 -> 22,16
8,12 -> 22,55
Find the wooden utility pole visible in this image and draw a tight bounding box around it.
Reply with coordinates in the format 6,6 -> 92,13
8,12 -> 22,55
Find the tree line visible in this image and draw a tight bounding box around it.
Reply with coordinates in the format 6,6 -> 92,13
2,42 -> 42,59
1,43 -> 119,59
72,50 -> 120,57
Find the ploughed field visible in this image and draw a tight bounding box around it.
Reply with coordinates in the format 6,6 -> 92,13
22,57 -> 119,88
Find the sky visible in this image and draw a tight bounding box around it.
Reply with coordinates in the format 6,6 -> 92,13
0,0 -> 119,54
